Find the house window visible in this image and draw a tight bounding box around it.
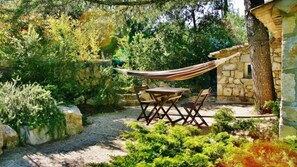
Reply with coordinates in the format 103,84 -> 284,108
245,63 -> 252,78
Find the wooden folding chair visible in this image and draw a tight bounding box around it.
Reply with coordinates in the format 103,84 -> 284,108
134,86 -> 157,123
181,87 -> 211,127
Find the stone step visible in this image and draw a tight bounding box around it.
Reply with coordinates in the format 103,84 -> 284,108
117,94 -> 137,101
208,95 -> 217,102
118,99 -> 139,106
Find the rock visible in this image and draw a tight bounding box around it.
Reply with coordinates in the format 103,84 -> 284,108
223,64 -> 236,70
3,125 -> 18,149
86,97 -> 98,106
245,92 -> 253,98
241,79 -> 253,85
272,62 -> 281,71
140,91 -> 153,101
282,73 -> 296,102
58,105 -> 83,136
182,89 -> 192,98
234,79 -> 242,84
274,56 -> 281,63
0,121 -> 3,155
74,96 -> 85,105
218,76 -> 228,84
222,70 -> 230,77
223,88 -> 232,96
20,126 -> 52,145
233,88 -> 240,96
240,54 -> 251,62
217,85 -> 223,96
234,71 -> 243,79
127,87 -> 135,93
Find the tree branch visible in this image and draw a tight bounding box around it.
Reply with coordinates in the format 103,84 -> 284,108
85,0 -> 171,6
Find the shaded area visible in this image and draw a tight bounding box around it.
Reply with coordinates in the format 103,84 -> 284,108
0,108 -> 140,167
0,103 -> 257,167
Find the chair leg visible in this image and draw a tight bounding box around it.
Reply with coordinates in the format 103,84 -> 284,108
183,108 -> 191,125
137,104 -> 149,121
192,108 -> 208,127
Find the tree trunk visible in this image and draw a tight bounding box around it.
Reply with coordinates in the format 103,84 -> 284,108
244,0 -> 276,112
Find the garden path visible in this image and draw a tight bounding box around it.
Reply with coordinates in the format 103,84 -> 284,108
0,103 -> 255,167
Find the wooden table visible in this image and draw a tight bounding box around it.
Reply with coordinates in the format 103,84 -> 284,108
145,87 -> 189,125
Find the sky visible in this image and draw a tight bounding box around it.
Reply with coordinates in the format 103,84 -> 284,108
230,0 -> 245,16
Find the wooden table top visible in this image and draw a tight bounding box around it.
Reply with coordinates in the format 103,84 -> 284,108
146,87 -> 189,94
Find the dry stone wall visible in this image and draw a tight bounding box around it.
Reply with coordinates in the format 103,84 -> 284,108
212,42 -> 281,103
279,8 -> 297,137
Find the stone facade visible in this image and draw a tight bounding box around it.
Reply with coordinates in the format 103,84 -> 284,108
209,42 -> 282,103
251,0 -> 297,138
279,6 -> 297,137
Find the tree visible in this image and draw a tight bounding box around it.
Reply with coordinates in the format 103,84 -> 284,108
244,0 -> 275,112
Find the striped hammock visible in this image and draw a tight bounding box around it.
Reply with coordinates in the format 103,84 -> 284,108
115,52 -> 240,81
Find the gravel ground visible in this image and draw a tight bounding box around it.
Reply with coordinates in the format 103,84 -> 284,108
0,103 -> 255,167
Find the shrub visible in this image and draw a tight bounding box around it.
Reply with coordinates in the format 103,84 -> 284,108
221,141 -> 297,166
89,121 -> 246,167
211,108 -> 236,134
0,11 -> 120,105
264,100 -> 280,117
0,78 -> 65,138
282,135 -> 297,151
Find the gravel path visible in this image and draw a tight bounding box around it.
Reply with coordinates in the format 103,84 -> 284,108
0,103 -> 255,167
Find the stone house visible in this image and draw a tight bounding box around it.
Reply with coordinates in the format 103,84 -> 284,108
251,0 -> 297,137
209,41 -> 282,103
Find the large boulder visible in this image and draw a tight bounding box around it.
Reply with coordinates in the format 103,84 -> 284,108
20,126 -> 51,145
58,105 -> 83,136
0,121 -> 3,156
20,125 -> 66,145
3,125 -> 18,149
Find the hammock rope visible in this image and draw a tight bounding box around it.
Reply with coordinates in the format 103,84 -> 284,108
115,52 -> 240,81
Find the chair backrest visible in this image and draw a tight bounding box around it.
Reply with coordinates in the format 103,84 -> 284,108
193,87 -> 212,106
134,85 -> 153,102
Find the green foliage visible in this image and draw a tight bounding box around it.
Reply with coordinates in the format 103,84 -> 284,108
92,121 -> 248,167
211,108 -> 279,140
282,135 -> 297,151
211,108 -> 236,134
221,141 -> 297,166
88,120 -> 292,167
0,78 -> 65,138
118,18 -> 239,90
0,11 -> 121,105
225,12 -> 247,44
264,100 -> 280,117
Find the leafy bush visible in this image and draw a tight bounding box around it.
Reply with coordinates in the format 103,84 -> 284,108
221,141 -> 297,166
0,78 -> 65,137
87,120 -> 295,167
211,108 -> 236,134
264,100 -> 280,117
0,11 -> 122,105
282,135 -> 297,151
211,108 -> 279,140
88,121 -> 245,167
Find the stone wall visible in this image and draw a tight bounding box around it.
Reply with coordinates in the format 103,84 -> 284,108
279,9 -> 297,137
0,59 -> 113,106
211,42 -> 281,103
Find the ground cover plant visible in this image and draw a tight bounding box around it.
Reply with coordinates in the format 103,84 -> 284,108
87,108 -> 295,167
0,78 -> 65,140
